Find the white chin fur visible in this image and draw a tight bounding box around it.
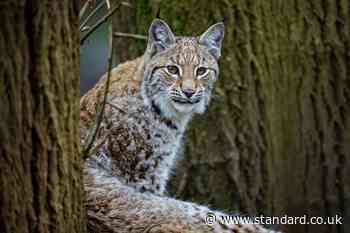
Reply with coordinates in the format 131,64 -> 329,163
168,98 -> 206,115
154,94 -> 207,120
171,101 -> 197,113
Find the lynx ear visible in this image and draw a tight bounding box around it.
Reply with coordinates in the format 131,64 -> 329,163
199,22 -> 225,59
147,19 -> 175,57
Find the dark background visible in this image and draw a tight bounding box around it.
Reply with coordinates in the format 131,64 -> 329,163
80,3 -> 109,94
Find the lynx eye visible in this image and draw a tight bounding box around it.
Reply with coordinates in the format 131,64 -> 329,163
166,65 -> 179,75
196,67 -> 208,76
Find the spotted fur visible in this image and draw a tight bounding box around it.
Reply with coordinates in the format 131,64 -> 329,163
81,19 -> 281,233
82,19 -> 224,195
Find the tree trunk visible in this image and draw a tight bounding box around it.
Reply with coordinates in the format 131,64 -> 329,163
0,1 -> 85,233
111,1 -> 350,233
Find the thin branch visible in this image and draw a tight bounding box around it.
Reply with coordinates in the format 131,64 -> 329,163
84,131 -> 110,159
106,100 -> 128,114
120,1 -> 133,8
82,1 -> 115,159
80,1 -> 106,31
81,26 -> 91,32
114,32 -> 147,40
80,3 -> 120,45
105,0 -> 111,9
79,0 -> 92,20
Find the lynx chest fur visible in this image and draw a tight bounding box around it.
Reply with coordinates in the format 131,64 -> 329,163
90,94 -> 184,194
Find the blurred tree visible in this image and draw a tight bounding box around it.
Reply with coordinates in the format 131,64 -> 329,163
0,1 -> 85,233
111,1 -> 350,233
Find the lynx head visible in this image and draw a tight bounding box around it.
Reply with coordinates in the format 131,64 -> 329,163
141,19 -> 224,119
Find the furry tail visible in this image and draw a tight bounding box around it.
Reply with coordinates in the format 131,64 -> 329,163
85,167 -> 281,233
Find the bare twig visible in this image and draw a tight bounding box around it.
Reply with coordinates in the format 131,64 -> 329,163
80,1 -> 106,31
80,3 -> 120,45
106,100 -> 128,114
120,1 -> 133,8
82,1 -> 115,159
81,26 -> 91,32
80,0 -> 92,20
114,32 -> 147,40
84,131 -> 110,159
105,0 -> 111,9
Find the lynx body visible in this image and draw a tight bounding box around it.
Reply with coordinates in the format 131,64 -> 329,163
82,20 -> 223,195
81,19 -> 280,233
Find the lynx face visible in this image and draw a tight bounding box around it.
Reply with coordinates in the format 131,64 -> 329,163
142,20 -> 224,117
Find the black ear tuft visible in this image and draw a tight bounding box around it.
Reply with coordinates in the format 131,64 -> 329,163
155,8 -> 161,19
199,23 -> 225,59
147,19 -> 175,57
221,15 -> 228,24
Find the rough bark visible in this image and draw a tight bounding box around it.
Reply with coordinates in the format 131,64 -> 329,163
0,1 -> 84,233
111,1 -> 350,233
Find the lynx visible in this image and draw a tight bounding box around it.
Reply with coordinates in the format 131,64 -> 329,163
81,19 -> 280,233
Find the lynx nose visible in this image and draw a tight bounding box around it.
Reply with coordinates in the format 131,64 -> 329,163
182,89 -> 195,98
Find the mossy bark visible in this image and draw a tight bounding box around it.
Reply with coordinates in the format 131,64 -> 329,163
0,1 -> 85,233
112,1 -> 350,233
